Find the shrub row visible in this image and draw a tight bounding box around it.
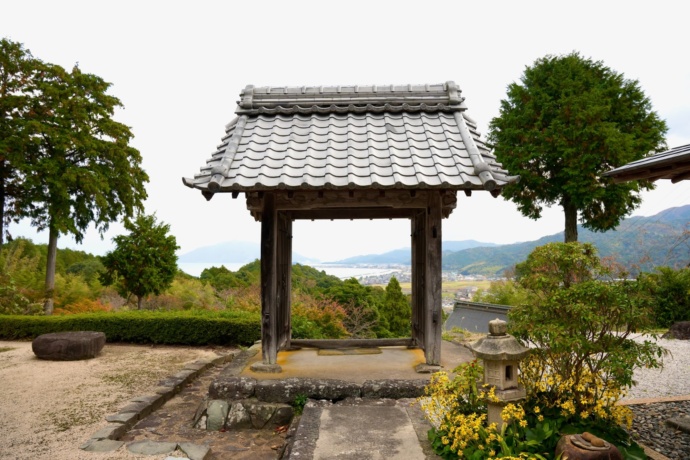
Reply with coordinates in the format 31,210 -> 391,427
0,310 -> 261,346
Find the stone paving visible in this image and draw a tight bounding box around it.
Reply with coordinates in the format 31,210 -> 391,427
76,341 -> 687,460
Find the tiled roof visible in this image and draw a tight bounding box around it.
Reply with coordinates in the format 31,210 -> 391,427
604,144 -> 690,183
184,82 -> 518,196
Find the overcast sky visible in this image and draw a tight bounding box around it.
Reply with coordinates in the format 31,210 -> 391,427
2,0 -> 690,262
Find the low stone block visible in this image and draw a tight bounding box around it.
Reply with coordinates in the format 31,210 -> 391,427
248,401 -> 278,429
269,405 -> 294,427
152,385 -> 174,395
32,331 -> 106,361
212,352 -> 236,366
226,401 -> 253,429
157,376 -> 186,394
206,400 -> 230,431
105,411 -> 139,426
255,377 -> 361,403
130,393 -> 166,412
183,361 -> 210,378
90,422 -> 128,440
80,439 -> 125,452
119,400 -> 152,418
127,440 -> 178,455
361,379 -> 428,399
209,376 -> 257,400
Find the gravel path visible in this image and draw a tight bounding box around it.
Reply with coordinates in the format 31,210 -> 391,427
625,335 -> 690,401
0,341 -> 232,460
624,336 -> 690,459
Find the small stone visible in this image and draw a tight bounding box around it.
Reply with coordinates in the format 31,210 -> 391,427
80,439 -> 125,452
206,400 -> 230,431
179,442 -> 211,460
249,402 -> 277,429
105,411 -> 138,425
126,440 -> 178,455
226,401 -> 253,429
90,423 -> 128,440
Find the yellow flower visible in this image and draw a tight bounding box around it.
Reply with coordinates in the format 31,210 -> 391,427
519,420 -> 528,427
538,415 -> 544,422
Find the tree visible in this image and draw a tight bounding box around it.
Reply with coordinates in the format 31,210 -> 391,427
100,214 -> 179,309
638,266 -> 690,327
379,277 -> 411,337
327,278 -> 381,338
0,38 -> 44,245
510,242 -> 664,411
488,52 -> 667,242
22,58 -> 147,314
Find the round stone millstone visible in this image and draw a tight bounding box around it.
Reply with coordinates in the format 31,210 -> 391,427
32,331 -> 106,361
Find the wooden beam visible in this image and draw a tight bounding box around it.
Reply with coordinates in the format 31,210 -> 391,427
246,190 -> 458,220
423,191 -> 443,365
289,208 -> 416,220
291,338 -> 415,349
259,192 -> 279,367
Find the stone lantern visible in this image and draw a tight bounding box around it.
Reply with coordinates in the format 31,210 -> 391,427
470,318 -> 530,426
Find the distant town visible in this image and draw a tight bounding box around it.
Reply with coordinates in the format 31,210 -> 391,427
340,264 -> 504,311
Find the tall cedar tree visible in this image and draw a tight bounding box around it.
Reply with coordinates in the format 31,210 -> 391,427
101,214 -> 179,310
488,52 -> 667,242
10,48 -> 148,314
381,277 -> 412,337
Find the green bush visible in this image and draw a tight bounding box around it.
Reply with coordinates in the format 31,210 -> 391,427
638,266 -> 690,327
0,310 -> 260,346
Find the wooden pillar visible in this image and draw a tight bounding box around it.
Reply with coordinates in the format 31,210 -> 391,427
252,192 -> 281,372
423,191 -> 443,366
277,212 -> 292,350
410,210 -> 425,347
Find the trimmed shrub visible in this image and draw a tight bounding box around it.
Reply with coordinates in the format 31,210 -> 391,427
0,310 -> 260,346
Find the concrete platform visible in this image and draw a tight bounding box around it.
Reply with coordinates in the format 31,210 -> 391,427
240,341 -> 474,383
288,399 -> 435,459
230,341 -> 474,459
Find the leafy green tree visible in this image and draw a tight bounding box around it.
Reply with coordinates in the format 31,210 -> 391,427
379,277 -> 411,337
510,242 -> 664,405
101,214 -> 179,309
0,38 -> 44,244
472,278 -> 528,306
1,38 -> 148,314
488,52 -> 667,242
327,278 -> 381,338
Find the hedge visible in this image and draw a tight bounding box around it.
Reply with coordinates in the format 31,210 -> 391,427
0,310 -> 261,346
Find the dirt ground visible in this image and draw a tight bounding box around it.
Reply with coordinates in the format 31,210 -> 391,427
0,340 -> 233,460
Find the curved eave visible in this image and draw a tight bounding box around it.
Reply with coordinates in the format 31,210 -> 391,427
182,175 -> 518,201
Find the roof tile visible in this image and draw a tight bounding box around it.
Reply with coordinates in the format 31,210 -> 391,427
184,83 -> 519,194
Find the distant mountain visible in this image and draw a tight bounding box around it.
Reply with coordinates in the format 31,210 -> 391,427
329,240 -> 498,264
178,241 -> 317,264
443,205 -> 690,275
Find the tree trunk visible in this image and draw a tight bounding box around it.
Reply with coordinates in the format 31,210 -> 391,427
563,197 -> 579,243
43,226 -> 58,315
137,295 -> 143,310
